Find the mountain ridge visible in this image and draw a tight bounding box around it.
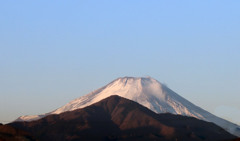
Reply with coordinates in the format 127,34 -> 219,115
15,76 -> 240,136
10,95 -> 237,141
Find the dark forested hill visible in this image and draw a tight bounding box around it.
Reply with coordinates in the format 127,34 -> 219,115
10,95 -> 236,141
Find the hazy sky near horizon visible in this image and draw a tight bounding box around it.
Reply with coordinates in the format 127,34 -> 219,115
1,1 -> 240,124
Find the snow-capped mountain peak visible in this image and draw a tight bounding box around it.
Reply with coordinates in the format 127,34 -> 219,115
51,77 -> 198,117
16,76 -> 240,137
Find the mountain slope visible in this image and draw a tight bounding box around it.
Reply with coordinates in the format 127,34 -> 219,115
16,77 -> 240,136
0,123 -> 36,141
10,96 -> 237,141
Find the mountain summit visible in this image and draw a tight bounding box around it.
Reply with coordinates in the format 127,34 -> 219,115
16,76 -> 240,136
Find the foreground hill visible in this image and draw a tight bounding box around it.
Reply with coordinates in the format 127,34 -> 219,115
10,95 -> 236,141
0,123 -> 35,141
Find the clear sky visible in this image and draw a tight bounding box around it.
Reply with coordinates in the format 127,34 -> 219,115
0,1 -> 239,124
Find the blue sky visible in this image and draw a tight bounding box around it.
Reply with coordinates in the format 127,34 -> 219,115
0,1 -> 240,124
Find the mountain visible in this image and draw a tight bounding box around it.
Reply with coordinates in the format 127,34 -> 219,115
16,77 -> 240,136
227,138 -> 240,141
0,123 -> 36,141
10,95 -> 237,141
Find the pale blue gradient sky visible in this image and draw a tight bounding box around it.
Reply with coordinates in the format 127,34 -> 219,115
0,1 -> 240,124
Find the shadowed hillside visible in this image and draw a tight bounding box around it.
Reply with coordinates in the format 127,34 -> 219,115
0,123 -> 36,141
10,95 -> 236,141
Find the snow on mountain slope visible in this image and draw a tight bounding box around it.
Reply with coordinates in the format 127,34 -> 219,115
16,77 -> 240,136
